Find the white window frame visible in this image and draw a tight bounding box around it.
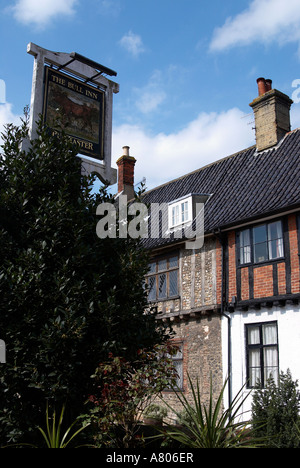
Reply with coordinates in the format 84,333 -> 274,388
168,196 -> 193,230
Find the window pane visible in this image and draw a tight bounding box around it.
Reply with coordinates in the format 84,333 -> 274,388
264,346 -> 278,367
262,323 -> 277,345
169,269 -> 178,296
248,326 -> 260,345
169,256 -> 178,268
158,273 -> 166,298
265,366 -> 279,385
173,347 -> 183,360
240,229 -> 250,247
264,346 -> 279,384
148,262 -> 156,274
268,221 -> 282,240
158,259 -> 167,271
172,205 -> 179,226
253,225 -> 267,244
268,238 -> 284,259
240,229 -> 251,264
172,345 -> 183,389
148,276 -> 156,301
174,360 -> 183,388
254,242 -> 268,262
249,349 -> 261,387
181,201 -> 189,223
240,245 -> 251,264
249,368 -> 262,387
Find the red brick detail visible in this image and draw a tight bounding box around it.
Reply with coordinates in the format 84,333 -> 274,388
227,231 -> 237,299
253,265 -> 273,298
241,267 -> 249,300
277,262 -> 286,296
116,155 -> 136,193
288,215 -> 300,294
215,238 -> 222,304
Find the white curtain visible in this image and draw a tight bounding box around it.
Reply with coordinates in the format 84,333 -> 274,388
264,347 -> 279,383
248,326 -> 261,386
240,229 -> 251,264
263,323 -> 279,383
263,323 -> 277,345
249,349 -> 261,387
268,221 -> 283,259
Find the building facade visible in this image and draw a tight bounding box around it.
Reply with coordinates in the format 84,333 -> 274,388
117,77 -> 300,420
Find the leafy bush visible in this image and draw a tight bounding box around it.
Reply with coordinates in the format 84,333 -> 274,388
0,116 -> 171,444
251,369 -> 300,448
82,344 -> 178,448
143,403 -> 168,421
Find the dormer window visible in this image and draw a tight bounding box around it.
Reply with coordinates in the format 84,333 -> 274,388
169,198 -> 192,229
168,193 -> 210,232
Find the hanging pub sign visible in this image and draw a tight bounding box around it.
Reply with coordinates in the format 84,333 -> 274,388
43,67 -> 105,159
26,43 -> 119,183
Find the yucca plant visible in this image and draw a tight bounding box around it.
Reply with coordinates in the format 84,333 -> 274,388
4,403 -> 91,448
157,375 -> 265,448
36,403 -> 90,448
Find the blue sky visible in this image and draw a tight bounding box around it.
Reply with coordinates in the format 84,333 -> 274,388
1,0 -> 300,190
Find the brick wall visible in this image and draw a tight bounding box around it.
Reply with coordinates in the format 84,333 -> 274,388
253,265 -> 273,298
227,214 -> 300,304
161,314 -> 222,420
277,262 -> 286,295
228,231 -> 237,299
240,267 -> 249,300
289,214 -> 300,294
216,238 -> 222,305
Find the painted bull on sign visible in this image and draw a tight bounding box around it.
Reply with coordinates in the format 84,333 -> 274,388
51,87 -> 98,133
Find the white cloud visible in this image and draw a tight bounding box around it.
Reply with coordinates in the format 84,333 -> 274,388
119,31 -> 145,57
135,90 -> 166,114
134,71 -> 166,114
0,103 -> 23,147
99,0 -> 121,16
10,0 -> 77,28
210,0 -> 300,52
112,108 -> 255,189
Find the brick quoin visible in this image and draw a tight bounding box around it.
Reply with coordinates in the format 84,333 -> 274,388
288,214 -> 300,294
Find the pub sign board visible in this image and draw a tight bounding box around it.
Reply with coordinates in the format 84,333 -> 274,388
43,67 -> 105,160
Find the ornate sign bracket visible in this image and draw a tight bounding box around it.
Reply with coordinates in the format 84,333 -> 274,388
26,43 -> 119,185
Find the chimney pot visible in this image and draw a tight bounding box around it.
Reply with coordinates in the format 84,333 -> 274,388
122,145 -> 130,156
257,77 -> 267,96
265,79 -> 272,92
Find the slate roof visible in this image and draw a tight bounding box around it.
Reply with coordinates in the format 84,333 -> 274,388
142,128 -> 300,250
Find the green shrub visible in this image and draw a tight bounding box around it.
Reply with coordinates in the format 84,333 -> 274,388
251,369 -> 300,448
0,116 -> 171,445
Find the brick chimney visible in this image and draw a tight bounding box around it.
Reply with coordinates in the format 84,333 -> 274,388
116,146 -> 136,199
249,77 -> 293,151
